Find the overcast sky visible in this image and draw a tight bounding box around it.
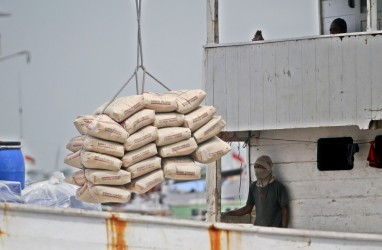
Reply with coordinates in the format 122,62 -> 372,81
0,0 -> 318,177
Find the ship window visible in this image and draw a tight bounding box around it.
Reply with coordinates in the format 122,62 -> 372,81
317,137 -> 358,171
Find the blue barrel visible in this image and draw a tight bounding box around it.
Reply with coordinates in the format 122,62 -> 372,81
0,141 -> 25,189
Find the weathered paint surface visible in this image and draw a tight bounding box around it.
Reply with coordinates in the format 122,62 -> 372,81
204,32 -> 382,131
250,126 -> 382,234
1,203 -> 382,249
106,214 -> 127,250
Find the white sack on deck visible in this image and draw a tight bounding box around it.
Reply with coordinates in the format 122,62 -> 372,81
127,169 -> 164,194
193,116 -> 226,144
83,136 -> 124,158
166,89 -> 206,114
101,95 -> 146,122
183,106 -> 216,132
66,135 -> 85,152
156,127 -> 191,146
73,115 -> 97,135
120,109 -> 155,135
64,150 -> 82,169
143,92 -> 178,112
85,169 -> 131,186
76,182 -> 131,203
125,156 -> 161,179
191,136 -> 231,164
124,125 -> 158,151
87,115 -> 128,143
81,150 -> 122,171
158,137 -> 198,158
154,112 -> 184,128
163,157 -> 201,180
65,169 -> 86,186
122,143 -> 157,168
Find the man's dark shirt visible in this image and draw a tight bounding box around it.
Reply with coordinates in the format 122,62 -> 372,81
246,180 -> 289,227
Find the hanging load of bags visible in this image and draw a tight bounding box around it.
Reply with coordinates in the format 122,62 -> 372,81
64,89 -> 231,203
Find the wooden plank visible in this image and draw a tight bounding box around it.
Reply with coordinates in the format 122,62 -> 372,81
250,142 -> 317,163
251,123 -> 381,142
286,177 -> 382,200
262,43 -> 277,129
371,35 -> 382,120
341,36 -> 357,123
315,38 -> 330,126
204,49 -> 214,106
249,44 -> 264,130
225,47 -> 239,131
274,42 -> 290,129
290,196 -> 382,218
292,214 -> 382,234
206,0 -> 218,43
213,47 -> 227,123
206,159 -> 221,222
238,45 -> 251,130
301,39 -> 317,126
356,35 -> 372,128
328,37 -> 343,125
273,160 -> 382,183
288,40 -> 303,127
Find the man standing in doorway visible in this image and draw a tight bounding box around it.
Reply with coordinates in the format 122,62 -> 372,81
223,155 -> 289,228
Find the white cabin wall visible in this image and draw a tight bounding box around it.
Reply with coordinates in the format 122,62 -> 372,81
249,126 -> 382,234
205,33 -> 382,131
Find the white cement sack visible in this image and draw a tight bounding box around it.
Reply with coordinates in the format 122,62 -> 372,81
122,143 -> 157,168
191,136 -> 231,164
124,125 -> 158,151
121,109 -> 155,135
87,115 -> 128,143
183,106 -> 216,132
163,157 -> 201,180
76,182 -> 131,203
64,150 -> 82,169
156,127 -> 191,146
154,113 -> 184,128
85,169 -> 131,185
143,92 -> 177,112
193,116 -> 226,144
81,150 -> 122,171
103,95 -> 146,122
65,170 -> 86,186
66,135 -> 85,152
158,137 -> 198,158
167,89 -> 206,114
83,136 -> 124,158
74,115 -> 97,135
125,156 -> 161,179
127,169 -> 164,194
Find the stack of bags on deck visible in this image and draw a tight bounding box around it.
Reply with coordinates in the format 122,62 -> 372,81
64,89 -> 231,203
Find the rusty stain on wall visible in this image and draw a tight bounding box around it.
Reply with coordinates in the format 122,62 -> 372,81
208,225 -> 231,250
106,214 -> 128,250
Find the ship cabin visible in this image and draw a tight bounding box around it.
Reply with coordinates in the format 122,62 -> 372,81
204,0 -> 382,234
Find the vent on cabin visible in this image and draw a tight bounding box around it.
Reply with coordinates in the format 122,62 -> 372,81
317,137 -> 359,171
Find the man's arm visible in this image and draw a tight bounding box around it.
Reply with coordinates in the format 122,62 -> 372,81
223,204 -> 254,216
281,205 -> 288,228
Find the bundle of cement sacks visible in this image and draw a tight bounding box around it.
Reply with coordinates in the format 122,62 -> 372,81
64,89 -> 231,203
